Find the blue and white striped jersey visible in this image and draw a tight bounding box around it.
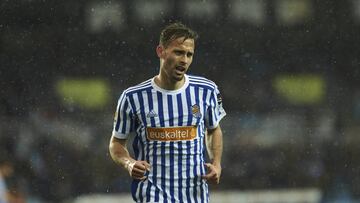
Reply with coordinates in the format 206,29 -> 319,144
112,74 -> 226,203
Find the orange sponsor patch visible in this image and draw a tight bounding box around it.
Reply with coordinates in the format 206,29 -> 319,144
146,126 -> 197,141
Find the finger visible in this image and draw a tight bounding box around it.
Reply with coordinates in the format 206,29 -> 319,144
134,162 -> 146,170
204,165 -> 215,174
206,175 -> 220,184
204,163 -> 212,169
204,163 -> 215,173
132,164 -> 150,177
133,175 -> 147,180
138,161 -> 151,171
139,161 -> 152,172
132,170 -> 146,178
138,176 -> 147,181
132,169 -> 148,180
132,173 -> 147,178
209,179 -> 219,185
202,171 -> 216,180
132,171 -> 145,178
132,168 -> 146,176
143,162 -> 151,171
213,175 -> 220,184
211,176 -> 220,184
204,173 -> 216,180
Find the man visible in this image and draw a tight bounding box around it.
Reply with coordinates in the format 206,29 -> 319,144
109,22 -> 226,203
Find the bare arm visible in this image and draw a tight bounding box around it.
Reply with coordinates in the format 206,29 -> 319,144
109,136 -> 150,180
203,124 -> 223,184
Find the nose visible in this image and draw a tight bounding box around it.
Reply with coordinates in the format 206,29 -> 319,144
180,55 -> 189,65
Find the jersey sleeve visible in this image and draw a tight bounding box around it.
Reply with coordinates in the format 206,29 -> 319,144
205,86 -> 226,129
112,91 -> 135,139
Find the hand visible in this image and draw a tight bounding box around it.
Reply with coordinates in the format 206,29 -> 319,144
202,163 -> 222,184
125,160 -> 151,180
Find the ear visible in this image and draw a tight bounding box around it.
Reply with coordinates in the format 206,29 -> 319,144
156,45 -> 165,58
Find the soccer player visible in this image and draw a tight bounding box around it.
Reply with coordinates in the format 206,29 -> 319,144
109,22 -> 226,203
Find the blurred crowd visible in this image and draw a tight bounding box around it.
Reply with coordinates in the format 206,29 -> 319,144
1,0 -> 360,202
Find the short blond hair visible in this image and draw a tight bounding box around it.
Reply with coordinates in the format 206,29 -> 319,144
159,22 -> 198,48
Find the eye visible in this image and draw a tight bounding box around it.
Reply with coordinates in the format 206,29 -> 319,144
174,50 -> 183,55
187,52 -> 193,58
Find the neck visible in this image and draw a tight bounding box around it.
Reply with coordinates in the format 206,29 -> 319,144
155,73 -> 185,90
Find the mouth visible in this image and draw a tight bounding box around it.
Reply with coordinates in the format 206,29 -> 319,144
175,66 -> 186,73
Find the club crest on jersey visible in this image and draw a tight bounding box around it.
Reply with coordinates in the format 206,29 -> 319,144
191,104 -> 201,118
146,110 -> 158,118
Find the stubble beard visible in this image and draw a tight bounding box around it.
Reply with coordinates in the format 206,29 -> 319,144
173,74 -> 184,81
172,69 -> 187,82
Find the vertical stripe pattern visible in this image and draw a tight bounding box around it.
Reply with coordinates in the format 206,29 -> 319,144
112,75 -> 226,203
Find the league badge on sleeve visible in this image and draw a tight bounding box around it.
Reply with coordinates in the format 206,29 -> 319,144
217,93 -> 223,105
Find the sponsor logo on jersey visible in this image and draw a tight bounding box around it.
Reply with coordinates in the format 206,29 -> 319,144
146,126 -> 197,141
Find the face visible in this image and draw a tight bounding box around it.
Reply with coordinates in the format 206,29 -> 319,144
157,37 -> 195,82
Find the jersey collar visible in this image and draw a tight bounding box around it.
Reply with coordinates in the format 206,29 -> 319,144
151,74 -> 189,94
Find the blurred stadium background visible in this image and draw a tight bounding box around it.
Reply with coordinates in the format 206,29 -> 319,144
1,0 -> 360,202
